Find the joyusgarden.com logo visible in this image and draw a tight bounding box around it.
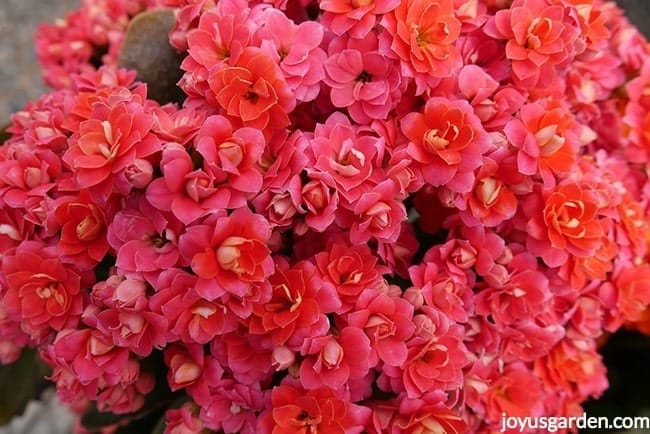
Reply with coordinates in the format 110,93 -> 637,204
500,412 -> 650,432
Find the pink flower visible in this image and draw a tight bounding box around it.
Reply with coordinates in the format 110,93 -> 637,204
401,97 -> 490,193
178,207 -> 274,301
164,402 -> 206,434
107,194 -> 182,283
299,327 -> 373,390
146,116 -> 265,223
253,8 -> 327,102
43,328 -> 136,403
324,37 -> 403,124
1,241 -> 83,342
344,180 -> 408,244
484,363 -> 544,423
397,308 -> 469,397
208,47 -> 296,137
164,343 -> 223,407
346,289 -> 415,367
320,0 -> 399,38
307,112 -> 384,202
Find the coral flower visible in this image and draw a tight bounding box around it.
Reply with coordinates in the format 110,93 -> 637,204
526,182 -> 606,267
53,192 -> 109,270
178,207 -> 274,301
249,259 -> 340,350
401,97 -> 490,193
62,99 -> 161,202
483,0 -> 583,87
2,242 -> 83,342
208,47 -> 296,137
381,0 -> 462,93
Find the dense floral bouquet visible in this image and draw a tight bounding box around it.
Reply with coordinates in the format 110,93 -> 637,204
1,0 -> 650,432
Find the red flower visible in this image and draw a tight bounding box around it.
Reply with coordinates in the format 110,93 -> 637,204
53,192 -> 109,271
260,382 -> 370,434
2,241 -> 83,342
208,47 -> 296,137
249,259 -> 339,350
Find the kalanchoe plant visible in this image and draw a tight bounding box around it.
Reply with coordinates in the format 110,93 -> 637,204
1,0 -> 650,433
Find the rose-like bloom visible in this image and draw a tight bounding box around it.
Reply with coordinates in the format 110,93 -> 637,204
108,194 -> 182,284
178,207 -> 274,301
151,106 -> 207,146
62,97 -> 162,203
0,143 -> 62,210
164,343 -> 223,407
476,262 -> 550,327
249,259 -> 340,350
346,180 -> 408,244
324,37 -> 402,124
401,97 -> 490,193
1,241 -> 83,342
52,192 -> 109,271
307,112 -> 384,202
146,116 -> 266,224
259,382 -> 371,434
389,397 -> 468,434
43,328 -> 136,402
299,326 -> 373,390
381,0 -> 462,93
253,8 -> 326,102
526,182 -> 606,267
94,304 -> 168,358
504,101 -> 584,187
150,269 -> 239,344
346,289 -> 415,367
483,0 -> 583,88
462,150 -> 518,228
164,402 -> 206,434
534,339 -> 607,401
599,262 -> 650,330
485,363 -> 544,422
320,0 -> 398,38
208,47 -> 296,137
96,372 -> 155,415
399,308 -> 470,397
315,242 -> 386,312
198,380 -> 266,433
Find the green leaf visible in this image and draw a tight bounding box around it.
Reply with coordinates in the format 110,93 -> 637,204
0,348 -> 51,425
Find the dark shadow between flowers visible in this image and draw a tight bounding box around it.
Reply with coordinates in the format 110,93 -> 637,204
582,330 -> 650,433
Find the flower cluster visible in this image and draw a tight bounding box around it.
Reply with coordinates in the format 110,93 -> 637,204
2,0 -> 650,433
